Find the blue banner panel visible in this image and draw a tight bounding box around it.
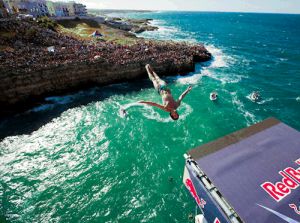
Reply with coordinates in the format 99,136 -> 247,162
191,119 -> 300,223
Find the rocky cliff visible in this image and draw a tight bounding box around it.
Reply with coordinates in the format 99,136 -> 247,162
0,58 -> 205,115
0,18 -> 211,115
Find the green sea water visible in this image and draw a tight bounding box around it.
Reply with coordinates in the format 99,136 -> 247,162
1,12 -> 300,222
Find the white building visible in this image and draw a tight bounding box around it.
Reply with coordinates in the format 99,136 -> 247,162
4,0 -> 87,17
53,2 -> 69,17
46,1 -> 55,16
74,3 -> 86,16
66,1 -> 75,16
26,0 -> 49,17
4,0 -> 49,16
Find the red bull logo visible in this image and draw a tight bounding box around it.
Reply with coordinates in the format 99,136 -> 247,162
185,178 -> 206,208
213,218 -> 221,223
289,204 -> 300,215
261,158 -> 300,202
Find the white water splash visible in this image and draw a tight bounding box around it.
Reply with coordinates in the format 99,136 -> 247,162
176,44 -> 239,86
117,102 -> 146,118
203,45 -> 247,85
246,93 -> 274,105
205,45 -> 232,68
176,73 -> 203,85
231,92 -> 257,125
257,99 -> 274,105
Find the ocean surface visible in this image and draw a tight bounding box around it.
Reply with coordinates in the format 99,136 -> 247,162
1,12 -> 300,222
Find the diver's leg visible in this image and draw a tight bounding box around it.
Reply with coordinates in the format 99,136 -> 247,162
146,64 -> 164,82
150,67 -> 162,81
146,64 -> 168,93
145,64 -> 155,81
147,65 -> 168,90
146,64 -> 161,91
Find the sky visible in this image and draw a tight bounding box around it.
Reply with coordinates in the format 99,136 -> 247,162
58,0 -> 300,14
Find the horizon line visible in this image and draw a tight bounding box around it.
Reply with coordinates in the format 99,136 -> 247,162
87,8 -> 300,15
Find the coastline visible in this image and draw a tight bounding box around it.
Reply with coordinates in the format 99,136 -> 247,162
1,11 -> 300,223
0,17 -> 211,116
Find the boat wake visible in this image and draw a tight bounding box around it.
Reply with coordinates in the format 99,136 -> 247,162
232,92 -> 257,125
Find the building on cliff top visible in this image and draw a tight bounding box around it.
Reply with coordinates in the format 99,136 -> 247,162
3,0 -> 87,17
73,2 -> 86,16
45,0 -> 54,16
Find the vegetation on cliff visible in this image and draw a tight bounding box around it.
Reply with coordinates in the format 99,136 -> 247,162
0,18 -> 211,74
56,18 -> 137,45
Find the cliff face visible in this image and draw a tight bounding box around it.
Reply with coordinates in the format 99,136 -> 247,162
0,59 -> 201,115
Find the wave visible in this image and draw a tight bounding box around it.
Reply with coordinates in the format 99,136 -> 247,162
135,19 -> 178,40
28,95 -> 76,113
176,73 -> 203,85
176,44 -> 239,85
202,45 -> 245,85
257,98 -> 274,105
45,95 -> 75,104
205,45 -> 231,68
28,88 -> 100,113
30,104 -> 55,112
231,92 -> 257,126
137,19 -> 197,43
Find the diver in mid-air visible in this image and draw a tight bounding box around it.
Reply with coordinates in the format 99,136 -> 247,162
139,64 -> 192,120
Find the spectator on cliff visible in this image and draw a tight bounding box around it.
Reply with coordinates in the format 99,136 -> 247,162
139,64 -> 192,121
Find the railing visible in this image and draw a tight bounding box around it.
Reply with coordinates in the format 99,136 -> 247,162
184,154 -> 242,223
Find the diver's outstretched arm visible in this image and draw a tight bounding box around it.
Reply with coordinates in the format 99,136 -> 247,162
139,100 -> 169,112
178,86 -> 192,103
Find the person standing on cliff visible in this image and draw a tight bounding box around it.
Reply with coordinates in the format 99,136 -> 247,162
139,64 -> 192,120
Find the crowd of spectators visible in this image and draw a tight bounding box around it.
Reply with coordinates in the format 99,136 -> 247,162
0,18 -> 211,74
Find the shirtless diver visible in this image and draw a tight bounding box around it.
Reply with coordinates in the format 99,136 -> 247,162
139,64 -> 192,120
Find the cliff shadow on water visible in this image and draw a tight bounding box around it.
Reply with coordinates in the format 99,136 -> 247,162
0,73 -> 189,140
0,79 -> 147,140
